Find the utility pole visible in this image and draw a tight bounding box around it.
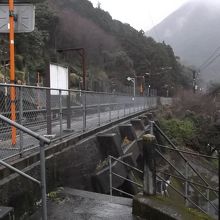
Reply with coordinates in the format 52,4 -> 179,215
193,70 -> 196,94
9,0 -> 16,145
57,47 -> 86,90
81,48 -> 86,90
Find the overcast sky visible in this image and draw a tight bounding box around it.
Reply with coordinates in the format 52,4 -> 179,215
89,0 -> 190,31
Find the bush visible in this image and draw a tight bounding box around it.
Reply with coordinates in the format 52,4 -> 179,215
160,118 -> 196,145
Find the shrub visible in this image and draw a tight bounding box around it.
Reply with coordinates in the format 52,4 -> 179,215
160,118 -> 196,145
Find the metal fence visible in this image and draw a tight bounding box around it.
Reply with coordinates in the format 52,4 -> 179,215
0,114 -> 50,220
153,122 -> 219,219
109,154 -> 143,198
0,83 -> 158,160
107,120 -> 218,219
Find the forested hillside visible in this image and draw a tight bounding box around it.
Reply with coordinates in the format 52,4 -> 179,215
0,0 -> 191,94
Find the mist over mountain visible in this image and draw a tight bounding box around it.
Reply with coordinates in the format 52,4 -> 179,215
147,0 -> 220,84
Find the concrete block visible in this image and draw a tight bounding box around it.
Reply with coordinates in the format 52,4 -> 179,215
130,119 -> 145,131
0,206 -> 14,220
118,124 -> 137,142
138,116 -> 149,126
92,159 -> 128,194
97,133 -> 123,159
123,142 -> 140,167
145,112 -> 154,121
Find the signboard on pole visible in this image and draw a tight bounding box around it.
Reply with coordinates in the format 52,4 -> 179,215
50,64 -> 69,95
0,4 -> 35,33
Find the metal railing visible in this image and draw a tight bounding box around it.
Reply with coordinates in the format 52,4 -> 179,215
107,118 -> 218,218
0,114 -> 50,220
152,121 -> 219,217
0,83 -> 159,160
109,155 -> 143,198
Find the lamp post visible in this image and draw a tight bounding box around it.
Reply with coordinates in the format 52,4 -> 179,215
127,76 -> 135,100
148,85 -> 151,96
144,73 -> 150,96
57,47 -> 86,90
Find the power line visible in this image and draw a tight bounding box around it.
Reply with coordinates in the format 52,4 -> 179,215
199,46 -> 220,70
200,53 -> 220,72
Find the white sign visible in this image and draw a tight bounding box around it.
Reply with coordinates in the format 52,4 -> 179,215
0,4 -> 35,33
50,64 -> 68,95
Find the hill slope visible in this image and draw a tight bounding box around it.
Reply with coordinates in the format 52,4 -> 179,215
1,0 -> 191,93
147,0 -> 220,84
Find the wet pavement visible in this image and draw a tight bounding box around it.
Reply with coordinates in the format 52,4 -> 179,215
30,188 -> 144,220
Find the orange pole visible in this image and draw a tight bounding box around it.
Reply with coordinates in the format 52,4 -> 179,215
9,0 -> 16,145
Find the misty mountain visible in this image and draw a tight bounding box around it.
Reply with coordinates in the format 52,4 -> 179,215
147,0 -> 220,84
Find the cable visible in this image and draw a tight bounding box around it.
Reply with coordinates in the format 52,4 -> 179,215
199,46 -> 220,70
200,53 -> 220,71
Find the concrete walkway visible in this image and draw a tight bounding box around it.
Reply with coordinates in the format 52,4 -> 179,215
30,188 -> 144,220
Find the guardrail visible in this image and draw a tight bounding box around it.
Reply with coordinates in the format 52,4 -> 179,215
0,114 -> 50,220
109,154 -> 143,198
0,83 -> 159,160
152,121 -> 219,217
108,119 -> 218,218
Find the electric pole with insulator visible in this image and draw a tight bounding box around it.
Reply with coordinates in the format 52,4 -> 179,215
193,70 -> 196,94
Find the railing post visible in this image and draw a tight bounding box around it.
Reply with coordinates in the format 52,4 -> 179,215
83,91 -> 86,131
145,97 -> 147,109
98,94 -> 101,126
66,89 -> 71,130
109,156 -> 112,197
59,90 -> 63,138
206,189 -> 210,213
149,121 -> 154,135
124,103 -> 126,117
46,88 -> 52,135
40,140 -> 47,220
133,97 -> 135,113
19,86 -> 24,156
109,102 -> 111,122
117,103 -> 120,119
129,100 -> 131,114
185,162 -> 189,206
143,134 -> 156,195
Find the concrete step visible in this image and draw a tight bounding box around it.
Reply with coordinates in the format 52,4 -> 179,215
30,188 -> 144,220
0,206 -> 14,219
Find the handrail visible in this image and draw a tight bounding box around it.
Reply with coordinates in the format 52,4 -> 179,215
154,122 -> 216,189
0,103 -> 134,118
109,155 -> 143,174
159,171 -> 219,192
156,174 -> 208,215
0,159 -> 40,185
156,150 -> 218,212
0,114 -> 50,220
156,144 -> 218,159
0,114 -> 50,144
108,155 -> 143,198
0,83 -> 154,97
153,122 -> 219,215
